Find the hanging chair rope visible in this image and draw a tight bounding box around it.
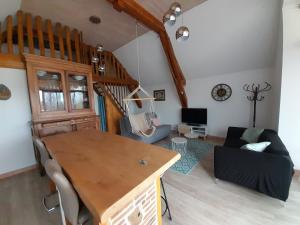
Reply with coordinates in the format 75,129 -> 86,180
123,21 -> 158,137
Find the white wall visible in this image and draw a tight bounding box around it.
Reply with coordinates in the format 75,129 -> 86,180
146,68 -> 275,137
0,68 -> 36,175
113,0 -> 282,137
279,0 -> 300,169
272,1 -> 283,131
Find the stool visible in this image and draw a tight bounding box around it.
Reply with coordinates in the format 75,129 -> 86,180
171,137 -> 188,155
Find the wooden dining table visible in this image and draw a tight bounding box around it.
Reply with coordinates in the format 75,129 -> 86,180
42,129 -> 180,225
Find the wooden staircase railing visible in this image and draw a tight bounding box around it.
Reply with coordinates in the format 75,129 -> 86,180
91,50 -> 142,112
0,10 -> 141,133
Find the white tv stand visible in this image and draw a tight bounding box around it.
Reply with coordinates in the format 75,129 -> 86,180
178,123 -> 208,139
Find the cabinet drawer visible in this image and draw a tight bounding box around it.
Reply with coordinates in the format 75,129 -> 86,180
38,125 -> 73,137
76,121 -> 96,131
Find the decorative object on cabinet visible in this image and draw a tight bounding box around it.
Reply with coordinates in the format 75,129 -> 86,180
243,82 -> 272,128
24,54 -> 99,174
211,84 -> 232,102
153,90 -> 165,101
0,84 -> 11,100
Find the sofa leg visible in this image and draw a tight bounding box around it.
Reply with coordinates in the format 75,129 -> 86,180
280,200 -> 286,208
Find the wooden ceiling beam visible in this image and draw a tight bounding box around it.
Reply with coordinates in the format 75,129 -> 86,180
107,0 -> 188,108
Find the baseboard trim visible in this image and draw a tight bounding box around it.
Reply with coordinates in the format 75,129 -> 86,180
207,135 -> 226,143
0,164 -> 37,180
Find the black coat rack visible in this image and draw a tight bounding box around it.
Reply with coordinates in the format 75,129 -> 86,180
243,82 -> 272,128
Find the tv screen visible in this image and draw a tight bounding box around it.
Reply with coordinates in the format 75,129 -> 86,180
181,108 -> 207,125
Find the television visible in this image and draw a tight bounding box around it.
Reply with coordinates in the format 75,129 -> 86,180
181,108 -> 207,125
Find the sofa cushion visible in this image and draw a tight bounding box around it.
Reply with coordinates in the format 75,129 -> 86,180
258,130 -> 289,156
224,138 -> 248,148
241,142 -> 271,152
240,128 -> 264,143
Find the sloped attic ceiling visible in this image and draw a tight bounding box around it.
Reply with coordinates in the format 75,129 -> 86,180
114,0 -> 282,85
20,0 -> 206,51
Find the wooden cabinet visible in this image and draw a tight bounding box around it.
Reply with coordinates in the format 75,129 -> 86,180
25,54 -> 95,122
24,54 -> 99,174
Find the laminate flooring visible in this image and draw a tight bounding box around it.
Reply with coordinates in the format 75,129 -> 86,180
0,137 -> 299,225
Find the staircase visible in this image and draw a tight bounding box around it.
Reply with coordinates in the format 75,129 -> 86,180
91,51 -> 143,133
92,51 -> 141,116
0,10 -> 140,133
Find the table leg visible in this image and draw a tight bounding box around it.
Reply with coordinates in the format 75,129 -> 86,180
156,177 -> 162,225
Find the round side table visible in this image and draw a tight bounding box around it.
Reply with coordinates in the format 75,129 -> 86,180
171,137 -> 188,155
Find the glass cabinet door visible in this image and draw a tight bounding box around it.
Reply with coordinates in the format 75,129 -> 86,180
37,70 -> 65,112
67,74 -> 90,110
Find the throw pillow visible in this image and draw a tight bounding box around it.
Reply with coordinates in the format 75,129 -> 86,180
241,128 -> 264,143
241,142 -> 271,152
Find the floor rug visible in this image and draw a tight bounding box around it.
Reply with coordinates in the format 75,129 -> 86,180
159,139 -> 214,175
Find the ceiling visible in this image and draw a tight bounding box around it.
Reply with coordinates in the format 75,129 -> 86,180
20,0 -> 206,51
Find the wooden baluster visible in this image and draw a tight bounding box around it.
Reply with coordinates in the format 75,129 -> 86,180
64,26 -> 72,61
73,29 -> 81,63
80,31 -> 84,63
55,23 -> 65,59
81,43 -> 85,64
117,61 -> 121,79
6,15 -> 13,54
121,68 -> 125,80
25,13 -> 34,54
83,44 -> 88,64
0,22 -> 2,53
17,10 -> 24,55
46,19 -> 55,58
35,16 -> 45,56
109,53 -> 117,77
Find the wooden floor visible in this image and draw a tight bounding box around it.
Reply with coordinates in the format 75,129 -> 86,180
0,137 -> 300,225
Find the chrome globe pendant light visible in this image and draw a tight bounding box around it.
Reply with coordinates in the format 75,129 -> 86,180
170,2 -> 182,17
162,2 -> 190,42
91,44 -> 105,74
163,11 -> 176,26
176,26 -> 190,42
175,4 -> 190,42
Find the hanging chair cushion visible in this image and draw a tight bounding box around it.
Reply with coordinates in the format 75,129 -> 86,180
129,112 -> 151,133
128,112 -> 158,137
146,112 -> 160,126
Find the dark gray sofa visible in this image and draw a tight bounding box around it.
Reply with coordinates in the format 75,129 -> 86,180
120,116 -> 171,144
214,127 -> 294,201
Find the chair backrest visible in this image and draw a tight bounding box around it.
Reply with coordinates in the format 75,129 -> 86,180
52,171 -> 79,225
44,159 -> 62,180
32,136 -> 50,167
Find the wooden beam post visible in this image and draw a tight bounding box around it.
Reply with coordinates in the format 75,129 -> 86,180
106,0 -> 188,107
